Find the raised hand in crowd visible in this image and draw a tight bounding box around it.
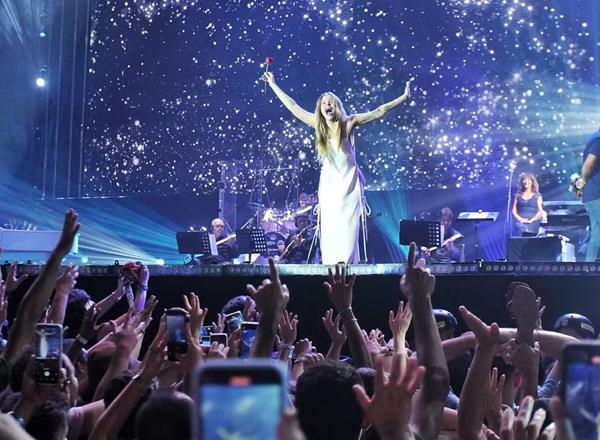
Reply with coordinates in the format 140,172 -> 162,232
10,357 -> 71,432
132,294 -> 159,331
354,353 -> 426,440
324,263 -> 371,368
291,338 -> 313,381
484,395 -> 557,440
47,264 -> 79,325
182,292 -> 207,339
247,258 -> 289,315
0,282 -> 7,327
3,210 -> 79,376
278,311 -> 298,361
207,341 -> 229,360
228,328 -> 241,358
91,275 -> 130,322
132,263 -> 149,315
92,311 -> 146,402
178,321 -> 207,393
55,264 -> 79,294
212,312 -> 226,333
389,300 -> 412,373
246,258 -> 289,358
548,396 -> 575,440
324,262 -> 355,312
363,328 -> 387,364
66,304 -> 100,362
504,338 -> 540,399
389,300 -> 412,351
243,295 -> 259,321
300,352 -> 325,369
457,305 -> 501,440
89,316 -> 167,440
484,367 -> 507,435
401,243 -> 449,440
4,262 -> 29,294
321,308 -> 347,361
400,243 -> 435,301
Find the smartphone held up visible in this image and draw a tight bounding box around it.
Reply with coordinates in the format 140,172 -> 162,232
196,359 -> 286,440
166,309 -> 188,361
561,342 -> 600,440
35,323 -> 63,384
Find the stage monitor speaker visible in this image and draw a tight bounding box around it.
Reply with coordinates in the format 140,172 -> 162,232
507,236 -> 574,262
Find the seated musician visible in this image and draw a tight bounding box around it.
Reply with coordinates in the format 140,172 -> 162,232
299,192 -> 312,209
199,217 -> 239,264
280,214 -> 314,264
512,172 -> 546,237
422,207 -> 464,263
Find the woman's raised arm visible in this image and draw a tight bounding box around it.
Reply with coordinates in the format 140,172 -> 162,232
348,80 -> 411,132
262,72 -> 316,127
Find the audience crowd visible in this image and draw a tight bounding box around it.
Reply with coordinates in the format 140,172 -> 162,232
0,209 -> 594,439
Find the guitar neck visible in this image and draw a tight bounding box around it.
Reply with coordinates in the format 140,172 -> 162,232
216,233 -> 236,246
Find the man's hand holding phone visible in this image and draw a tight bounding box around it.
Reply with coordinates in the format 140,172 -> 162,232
137,317 -> 168,382
34,323 -> 63,385
166,308 -> 190,361
196,360 -> 287,440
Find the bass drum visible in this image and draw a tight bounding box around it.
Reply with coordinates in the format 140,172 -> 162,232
263,232 -> 286,257
261,208 -> 281,233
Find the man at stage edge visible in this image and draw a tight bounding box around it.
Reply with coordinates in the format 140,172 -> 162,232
199,218 -> 239,264
581,128 -> 600,261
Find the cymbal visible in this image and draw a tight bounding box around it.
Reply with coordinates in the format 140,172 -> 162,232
247,202 -> 265,208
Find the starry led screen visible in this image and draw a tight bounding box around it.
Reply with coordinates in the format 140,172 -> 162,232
83,0 -> 600,197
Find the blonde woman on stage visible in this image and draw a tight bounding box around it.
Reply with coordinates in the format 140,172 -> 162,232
262,72 -> 411,264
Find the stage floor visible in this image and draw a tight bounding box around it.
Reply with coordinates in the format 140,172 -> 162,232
13,261 -> 600,277
6,262 -> 600,350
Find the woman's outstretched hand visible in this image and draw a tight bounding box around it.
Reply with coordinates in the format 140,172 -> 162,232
261,71 -> 275,86
403,80 -> 411,100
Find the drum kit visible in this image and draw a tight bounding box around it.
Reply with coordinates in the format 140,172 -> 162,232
253,193 -> 318,260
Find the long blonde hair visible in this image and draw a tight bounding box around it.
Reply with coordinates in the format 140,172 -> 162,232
314,92 -> 348,161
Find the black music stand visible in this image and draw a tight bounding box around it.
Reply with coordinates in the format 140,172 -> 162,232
399,220 -> 443,248
236,228 -> 268,263
176,232 -> 217,258
457,211 -> 499,260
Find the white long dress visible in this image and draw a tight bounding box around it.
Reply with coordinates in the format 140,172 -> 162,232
318,136 -> 365,264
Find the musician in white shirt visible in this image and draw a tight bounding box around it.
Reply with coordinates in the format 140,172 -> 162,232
202,217 -> 238,263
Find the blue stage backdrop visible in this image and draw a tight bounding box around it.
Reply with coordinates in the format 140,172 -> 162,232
79,0 -> 600,198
